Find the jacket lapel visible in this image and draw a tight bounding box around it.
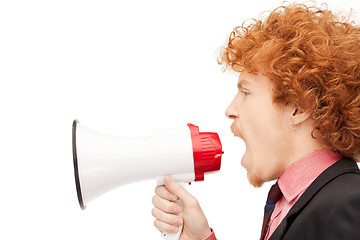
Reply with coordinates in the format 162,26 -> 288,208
269,158 -> 359,240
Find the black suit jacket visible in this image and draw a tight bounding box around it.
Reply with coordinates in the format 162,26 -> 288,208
269,158 -> 360,240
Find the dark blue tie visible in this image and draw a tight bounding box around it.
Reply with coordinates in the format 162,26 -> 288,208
260,183 -> 282,240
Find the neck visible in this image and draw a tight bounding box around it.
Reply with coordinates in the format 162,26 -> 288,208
283,121 -> 324,175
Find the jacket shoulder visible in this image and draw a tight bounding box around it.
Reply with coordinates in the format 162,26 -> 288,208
322,188 -> 360,240
277,158 -> 360,240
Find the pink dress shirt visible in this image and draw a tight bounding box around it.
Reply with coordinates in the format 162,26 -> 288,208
203,228 -> 216,240
203,149 -> 342,240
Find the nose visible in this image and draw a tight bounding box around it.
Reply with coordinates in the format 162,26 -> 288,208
225,97 -> 239,119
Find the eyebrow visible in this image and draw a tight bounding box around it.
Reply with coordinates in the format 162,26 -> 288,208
237,79 -> 251,89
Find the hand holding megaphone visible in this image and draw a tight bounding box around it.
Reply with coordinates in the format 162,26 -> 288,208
72,120 -> 223,239
153,176 -> 213,240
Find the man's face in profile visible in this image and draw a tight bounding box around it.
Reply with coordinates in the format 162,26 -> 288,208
226,70 -> 295,187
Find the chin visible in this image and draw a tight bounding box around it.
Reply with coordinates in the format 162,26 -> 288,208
247,171 -> 265,188
241,157 -> 265,187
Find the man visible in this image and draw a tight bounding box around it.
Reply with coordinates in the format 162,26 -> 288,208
151,2 -> 360,240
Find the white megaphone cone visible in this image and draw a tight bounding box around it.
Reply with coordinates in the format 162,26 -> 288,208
72,119 -> 223,240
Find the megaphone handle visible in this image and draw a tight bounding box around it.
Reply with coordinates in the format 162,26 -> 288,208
161,199 -> 183,240
160,181 -> 186,240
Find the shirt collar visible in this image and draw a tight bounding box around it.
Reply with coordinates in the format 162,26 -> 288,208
278,149 -> 342,202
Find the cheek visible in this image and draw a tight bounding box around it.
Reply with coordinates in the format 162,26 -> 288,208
242,107 -> 286,159
242,110 -> 274,142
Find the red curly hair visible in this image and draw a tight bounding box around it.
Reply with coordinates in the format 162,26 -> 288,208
218,2 -> 360,161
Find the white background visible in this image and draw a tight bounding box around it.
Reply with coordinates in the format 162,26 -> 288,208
1,0 -> 359,239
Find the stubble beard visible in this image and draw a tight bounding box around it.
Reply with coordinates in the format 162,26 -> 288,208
247,170 -> 265,188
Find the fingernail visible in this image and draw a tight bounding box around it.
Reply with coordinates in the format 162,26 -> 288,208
167,175 -> 173,182
176,217 -> 183,225
174,206 -> 181,212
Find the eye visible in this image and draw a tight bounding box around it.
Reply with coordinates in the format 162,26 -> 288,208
241,90 -> 250,96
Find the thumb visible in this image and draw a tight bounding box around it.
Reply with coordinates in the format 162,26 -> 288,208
164,175 -> 194,204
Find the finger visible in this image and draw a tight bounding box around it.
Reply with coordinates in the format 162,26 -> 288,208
164,175 -> 196,206
151,207 -> 183,227
155,186 -> 178,201
152,195 -> 182,214
154,219 -> 179,234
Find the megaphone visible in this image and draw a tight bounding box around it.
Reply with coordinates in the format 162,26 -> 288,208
72,119 -> 223,239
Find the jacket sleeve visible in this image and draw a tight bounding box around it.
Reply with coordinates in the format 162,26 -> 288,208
323,189 -> 360,240
202,228 -> 217,240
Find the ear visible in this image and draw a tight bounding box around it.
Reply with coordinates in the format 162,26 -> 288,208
291,105 -> 311,125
